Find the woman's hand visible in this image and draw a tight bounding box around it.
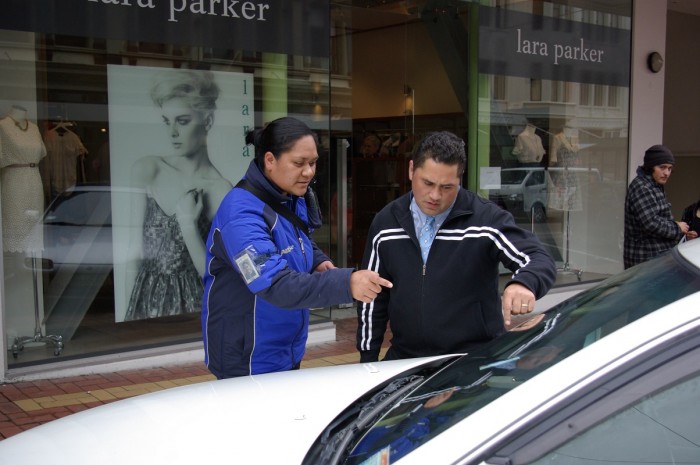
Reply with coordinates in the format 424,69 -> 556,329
350,270 -> 393,303
315,261 -> 335,272
176,188 -> 204,227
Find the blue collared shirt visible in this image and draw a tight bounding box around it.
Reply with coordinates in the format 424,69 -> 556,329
410,196 -> 454,262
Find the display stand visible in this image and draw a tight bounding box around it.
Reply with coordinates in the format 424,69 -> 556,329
11,254 -> 63,358
557,210 -> 582,281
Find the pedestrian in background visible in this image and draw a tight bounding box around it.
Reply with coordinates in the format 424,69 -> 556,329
681,196 -> 700,240
623,144 -> 689,269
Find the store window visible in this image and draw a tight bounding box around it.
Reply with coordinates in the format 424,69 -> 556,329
478,1 -> 632,283
1,1 -> 332,368
340,0 -> 631,281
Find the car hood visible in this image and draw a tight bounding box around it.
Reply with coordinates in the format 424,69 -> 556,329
0,356 -> 448,465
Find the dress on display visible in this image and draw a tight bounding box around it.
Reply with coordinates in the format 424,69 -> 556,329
0,117 -> 47,253
41,126 -> 87,199
547,130 -> 582,211
125,195 -> 210,321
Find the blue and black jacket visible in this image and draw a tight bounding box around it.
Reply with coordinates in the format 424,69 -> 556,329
202,160 -> 354,379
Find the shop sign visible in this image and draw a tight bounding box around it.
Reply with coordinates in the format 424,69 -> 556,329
479,5 -> 630,87
0,0 -> 329,57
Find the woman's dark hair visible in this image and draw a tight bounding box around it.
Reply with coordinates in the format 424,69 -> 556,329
245,117 -> 318,164
412,131 -> 466,176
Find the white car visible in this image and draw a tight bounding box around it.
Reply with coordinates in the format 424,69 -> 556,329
2,240 -> 700,465
488,167 -> 603,223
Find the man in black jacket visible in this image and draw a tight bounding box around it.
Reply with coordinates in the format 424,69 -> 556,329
357,131 -> 556,362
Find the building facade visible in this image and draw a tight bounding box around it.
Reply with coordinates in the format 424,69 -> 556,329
0,0 -> 686,380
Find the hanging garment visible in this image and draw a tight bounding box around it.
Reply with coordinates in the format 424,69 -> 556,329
41,126 -> 87,199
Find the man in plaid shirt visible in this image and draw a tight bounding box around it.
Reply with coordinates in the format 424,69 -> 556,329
623,144 -> 689,269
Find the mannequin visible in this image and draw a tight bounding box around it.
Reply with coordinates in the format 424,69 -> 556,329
512,123 -> 546,165
0,105 -> 47,252
547,125 -> 583,279
548,126 -> 582,212
1,105 -> 60,355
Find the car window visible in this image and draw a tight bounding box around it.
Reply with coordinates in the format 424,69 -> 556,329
44,190 -> 112,227
342,251 -> 700,465
529,361 -> 700,465
500,170 -> 528,185
527,170 -> 544,186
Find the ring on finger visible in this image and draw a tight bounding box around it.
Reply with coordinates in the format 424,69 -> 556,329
520,303 -> 529,308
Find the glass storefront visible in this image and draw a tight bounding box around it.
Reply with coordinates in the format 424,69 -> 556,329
338,0 -> 631,275
1,1 -> 335,367
1,0 -> 633,371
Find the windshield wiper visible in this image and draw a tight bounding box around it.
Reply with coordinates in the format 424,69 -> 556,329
321,375 -> 425,465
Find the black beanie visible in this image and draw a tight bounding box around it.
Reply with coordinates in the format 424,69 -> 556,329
644,145 -> 675,169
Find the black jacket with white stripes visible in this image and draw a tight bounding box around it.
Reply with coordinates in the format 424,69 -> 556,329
357,188 -> 556,362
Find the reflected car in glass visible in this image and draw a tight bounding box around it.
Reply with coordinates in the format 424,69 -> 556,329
2,240 -> 700,465
24,185 -> 141,344
35,185 -> 140,272
489,167 -> 601,223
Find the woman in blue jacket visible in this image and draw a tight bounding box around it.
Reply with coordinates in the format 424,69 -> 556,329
202,117 -> 391,379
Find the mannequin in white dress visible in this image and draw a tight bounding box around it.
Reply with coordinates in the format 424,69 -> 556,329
0,105 -> 47,252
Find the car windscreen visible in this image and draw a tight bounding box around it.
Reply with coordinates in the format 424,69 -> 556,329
500,170 -> 531,185
343,250 -> 700,465
44,190 -> 112,227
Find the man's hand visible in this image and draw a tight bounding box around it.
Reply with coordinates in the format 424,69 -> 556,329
501,283 -> 536,327
350,270 -> 393,303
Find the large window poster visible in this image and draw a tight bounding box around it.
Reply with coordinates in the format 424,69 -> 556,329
107,65 -> 253,322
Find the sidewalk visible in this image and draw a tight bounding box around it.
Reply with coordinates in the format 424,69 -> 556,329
0,317 -> 382,440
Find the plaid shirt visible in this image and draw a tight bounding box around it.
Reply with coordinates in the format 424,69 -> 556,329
623,166 -> 682,268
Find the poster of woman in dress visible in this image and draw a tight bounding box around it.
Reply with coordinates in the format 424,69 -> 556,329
107,65 -> 253,322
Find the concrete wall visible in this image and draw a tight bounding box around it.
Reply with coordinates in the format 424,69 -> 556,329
629,0 -> 667,182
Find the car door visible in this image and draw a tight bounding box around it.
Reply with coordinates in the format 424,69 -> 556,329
479,324 -> 700,465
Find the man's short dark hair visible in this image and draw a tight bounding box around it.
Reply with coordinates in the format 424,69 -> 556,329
412,131 -> 466,176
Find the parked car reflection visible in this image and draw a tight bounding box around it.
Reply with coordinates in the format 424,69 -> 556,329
38,186 -> 115,272
27,186 -> 140,342
488,166 -> 601,223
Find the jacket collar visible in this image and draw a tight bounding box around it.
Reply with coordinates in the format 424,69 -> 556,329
636,165 -> 665,190
244,159 -> 294,204
393,189 -> 474,239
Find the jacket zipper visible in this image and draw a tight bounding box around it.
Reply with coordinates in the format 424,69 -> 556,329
296,227 -> 305,255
